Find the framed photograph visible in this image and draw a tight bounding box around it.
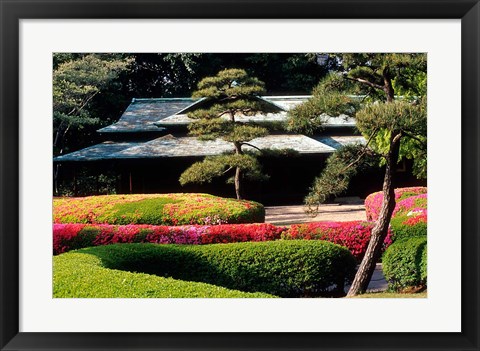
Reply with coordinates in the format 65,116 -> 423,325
1,0 -> 479,350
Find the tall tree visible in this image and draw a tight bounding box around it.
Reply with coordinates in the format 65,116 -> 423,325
53,54 -> 131,155
287,53 -> 427,296
179,69 -> 276,199
53,54 -> 131,193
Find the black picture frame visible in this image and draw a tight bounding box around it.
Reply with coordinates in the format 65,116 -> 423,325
1,1 -> 479,350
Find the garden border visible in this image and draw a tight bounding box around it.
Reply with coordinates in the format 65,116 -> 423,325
1,0 -> 479,350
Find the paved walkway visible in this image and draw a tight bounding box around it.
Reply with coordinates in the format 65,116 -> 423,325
265,199 -> 388,293
346,264 -> 389,293
265,197 -> 366,226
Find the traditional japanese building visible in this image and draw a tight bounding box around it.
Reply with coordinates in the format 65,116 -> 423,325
54,96 -> 423,204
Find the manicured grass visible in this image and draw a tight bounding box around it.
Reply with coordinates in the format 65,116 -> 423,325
351,291 -> 427,298
53,251 -> 275,298
53,193 -> 265,225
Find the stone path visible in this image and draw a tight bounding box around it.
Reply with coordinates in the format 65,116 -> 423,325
264,198 -> 389,293
346,264 -> 389,293
265,197 -> 366,226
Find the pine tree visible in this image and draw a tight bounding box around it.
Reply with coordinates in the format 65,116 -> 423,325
287,53 -> 427,296
179,69 -> 275,200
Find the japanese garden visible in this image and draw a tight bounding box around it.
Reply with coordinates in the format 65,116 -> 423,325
53,53 -> 427,298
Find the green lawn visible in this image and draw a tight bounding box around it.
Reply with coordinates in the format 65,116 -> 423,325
54,251 -> 275,298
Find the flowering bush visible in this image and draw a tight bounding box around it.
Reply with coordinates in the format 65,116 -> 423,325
364,187 -> 427,221
390,212 -> 427,242
53,193 -> 264,225
53,223 -> 285,255
282,221 -> 392,260
393,194 -> 427,217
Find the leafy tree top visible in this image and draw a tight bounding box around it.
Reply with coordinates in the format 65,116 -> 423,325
53,54 -> 132,129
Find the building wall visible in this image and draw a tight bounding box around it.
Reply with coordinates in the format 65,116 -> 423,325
55,156 -> 426,205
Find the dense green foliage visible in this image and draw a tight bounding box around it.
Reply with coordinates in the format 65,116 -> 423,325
53,193 -> 265,225
382,237 -> 427,292
53,54 -> 132,156
303,144 -> 377,210
70,241 -> 356,297
54,251 -> 274,298
390,215 -> 427,242
179,154 -> 267,186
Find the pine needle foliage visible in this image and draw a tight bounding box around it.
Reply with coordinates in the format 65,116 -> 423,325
180,69 -> 274,199
287,53 -> 427,296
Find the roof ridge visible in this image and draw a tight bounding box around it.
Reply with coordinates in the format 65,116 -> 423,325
131,97 -> 198,103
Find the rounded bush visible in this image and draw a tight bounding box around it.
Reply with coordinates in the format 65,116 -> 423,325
75,240 -> 357,297
365,187 -> 427,221
283,221 -> 392,261
53,193 -> 265,225
53,223 -> 286,255
390,213 -> 427,242
382,237 -> 427,292
392,194 -> 427,217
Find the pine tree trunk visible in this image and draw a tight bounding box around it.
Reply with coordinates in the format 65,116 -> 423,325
233,141 -> 243,200
347,131 -> 402,296
235,166 -> 243,200
383,69 -> 395,102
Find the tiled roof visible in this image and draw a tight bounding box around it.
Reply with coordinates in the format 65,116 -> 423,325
54,141 -> 143,161
97,98 -> 199,133
98,96 -> 357,133
261,95 -> 310,110
157,111 -> 290,126
157,111 -> 356,128
54,134 -> 366,161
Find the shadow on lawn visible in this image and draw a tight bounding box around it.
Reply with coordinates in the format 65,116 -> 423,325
80,243 -> 353,298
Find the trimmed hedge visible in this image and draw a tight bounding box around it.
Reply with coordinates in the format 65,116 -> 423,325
390,213 -> 427,242
72,241 -> 357,297
53,193 -> 265,225
282,221 -> 392,260
365,187 -> 427,221
382,237 -> 427,292
53,223 -> 286,255
53,252 -> 274,298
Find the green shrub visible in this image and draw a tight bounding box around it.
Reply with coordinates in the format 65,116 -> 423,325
382,237 -> 427,292
390,214 -> 427,242
53,252 -> 274,298
53,193 -> 265,225
74,240 -> 356,297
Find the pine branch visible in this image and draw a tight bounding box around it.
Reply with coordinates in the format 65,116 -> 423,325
402,131 -> 426,147
222,166 -> 234,175
345,76 -> 384,90
392,132 -> 402,144
340,128 -> 378,173
241,142 -> 262,152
